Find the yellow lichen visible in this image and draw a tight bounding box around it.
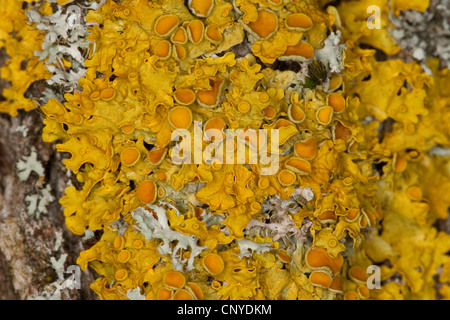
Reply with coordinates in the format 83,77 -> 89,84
0,0 -> 448,301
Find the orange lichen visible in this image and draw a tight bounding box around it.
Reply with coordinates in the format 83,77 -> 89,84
329,275 -> 344,293
114,236 -> 125,250
205,24 -> 222,43
316,106 -> 334,125
188,0 -> 214,18
204,118 -> 226,141
187,20 -> 205,44
258,177 -> 270,189
305,247 -> 343,275
238,126 -> 266,150
118,250 -> 131,263
157,287 -> 173,300
168,106 -> 193,129
137,180 -> 157,204
121,124 -> 135,134
288,104 -> 306,123
174,89 -> 196,105
328,93 -> 346,113
120,147 -> 140,167
147,148 -> 167,165
154,15 -> 179,36
328,74 -> 343,92
345,208 -> 360,222
163,271 -> 186,289
276,249 -> 292,263
101,88 -> 116,100
348,266 -> 369,283
278,169 -> 297,187
173,289 -> 195,300
262,105 -> 277,119
245,9 -> 278,40
186,282 -> 204,300
171,27 -> 188,44
318,211 -> 337,222
285,157 -> 312,175
309,271 -> 333,288
334,121 -> 352,141
285,13 -> 313,31
407,186 -> 423,200
197,77 -> 223,107
115,269 -> 128,281
344,291 -> 359,300
154,40 -> 172,60
133,239 -> 144,249
393,155 -> 407,172
203,253 -> 225,275
238,101 -> 251,113
358,285 -> 370,299
173,44 -> 187,60
294,137 -> 318,160
282,41 -> 315,60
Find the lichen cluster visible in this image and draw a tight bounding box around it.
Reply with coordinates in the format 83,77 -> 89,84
0,0 -> 50,116
1,0 -> 450,300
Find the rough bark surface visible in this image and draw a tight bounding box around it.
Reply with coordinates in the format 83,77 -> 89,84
0,109 -> 97,300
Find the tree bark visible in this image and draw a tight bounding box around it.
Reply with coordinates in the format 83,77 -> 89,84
0,109 -> 97,300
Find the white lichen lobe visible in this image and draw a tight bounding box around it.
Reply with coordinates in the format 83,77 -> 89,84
315,31 -> 347,74
25,184 -> 55,219
16,146 -> 45,181
131,204 -> 207,271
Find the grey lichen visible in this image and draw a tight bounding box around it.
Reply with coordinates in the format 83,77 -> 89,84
131,204 -> 207,271
389,0 -> 450,71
